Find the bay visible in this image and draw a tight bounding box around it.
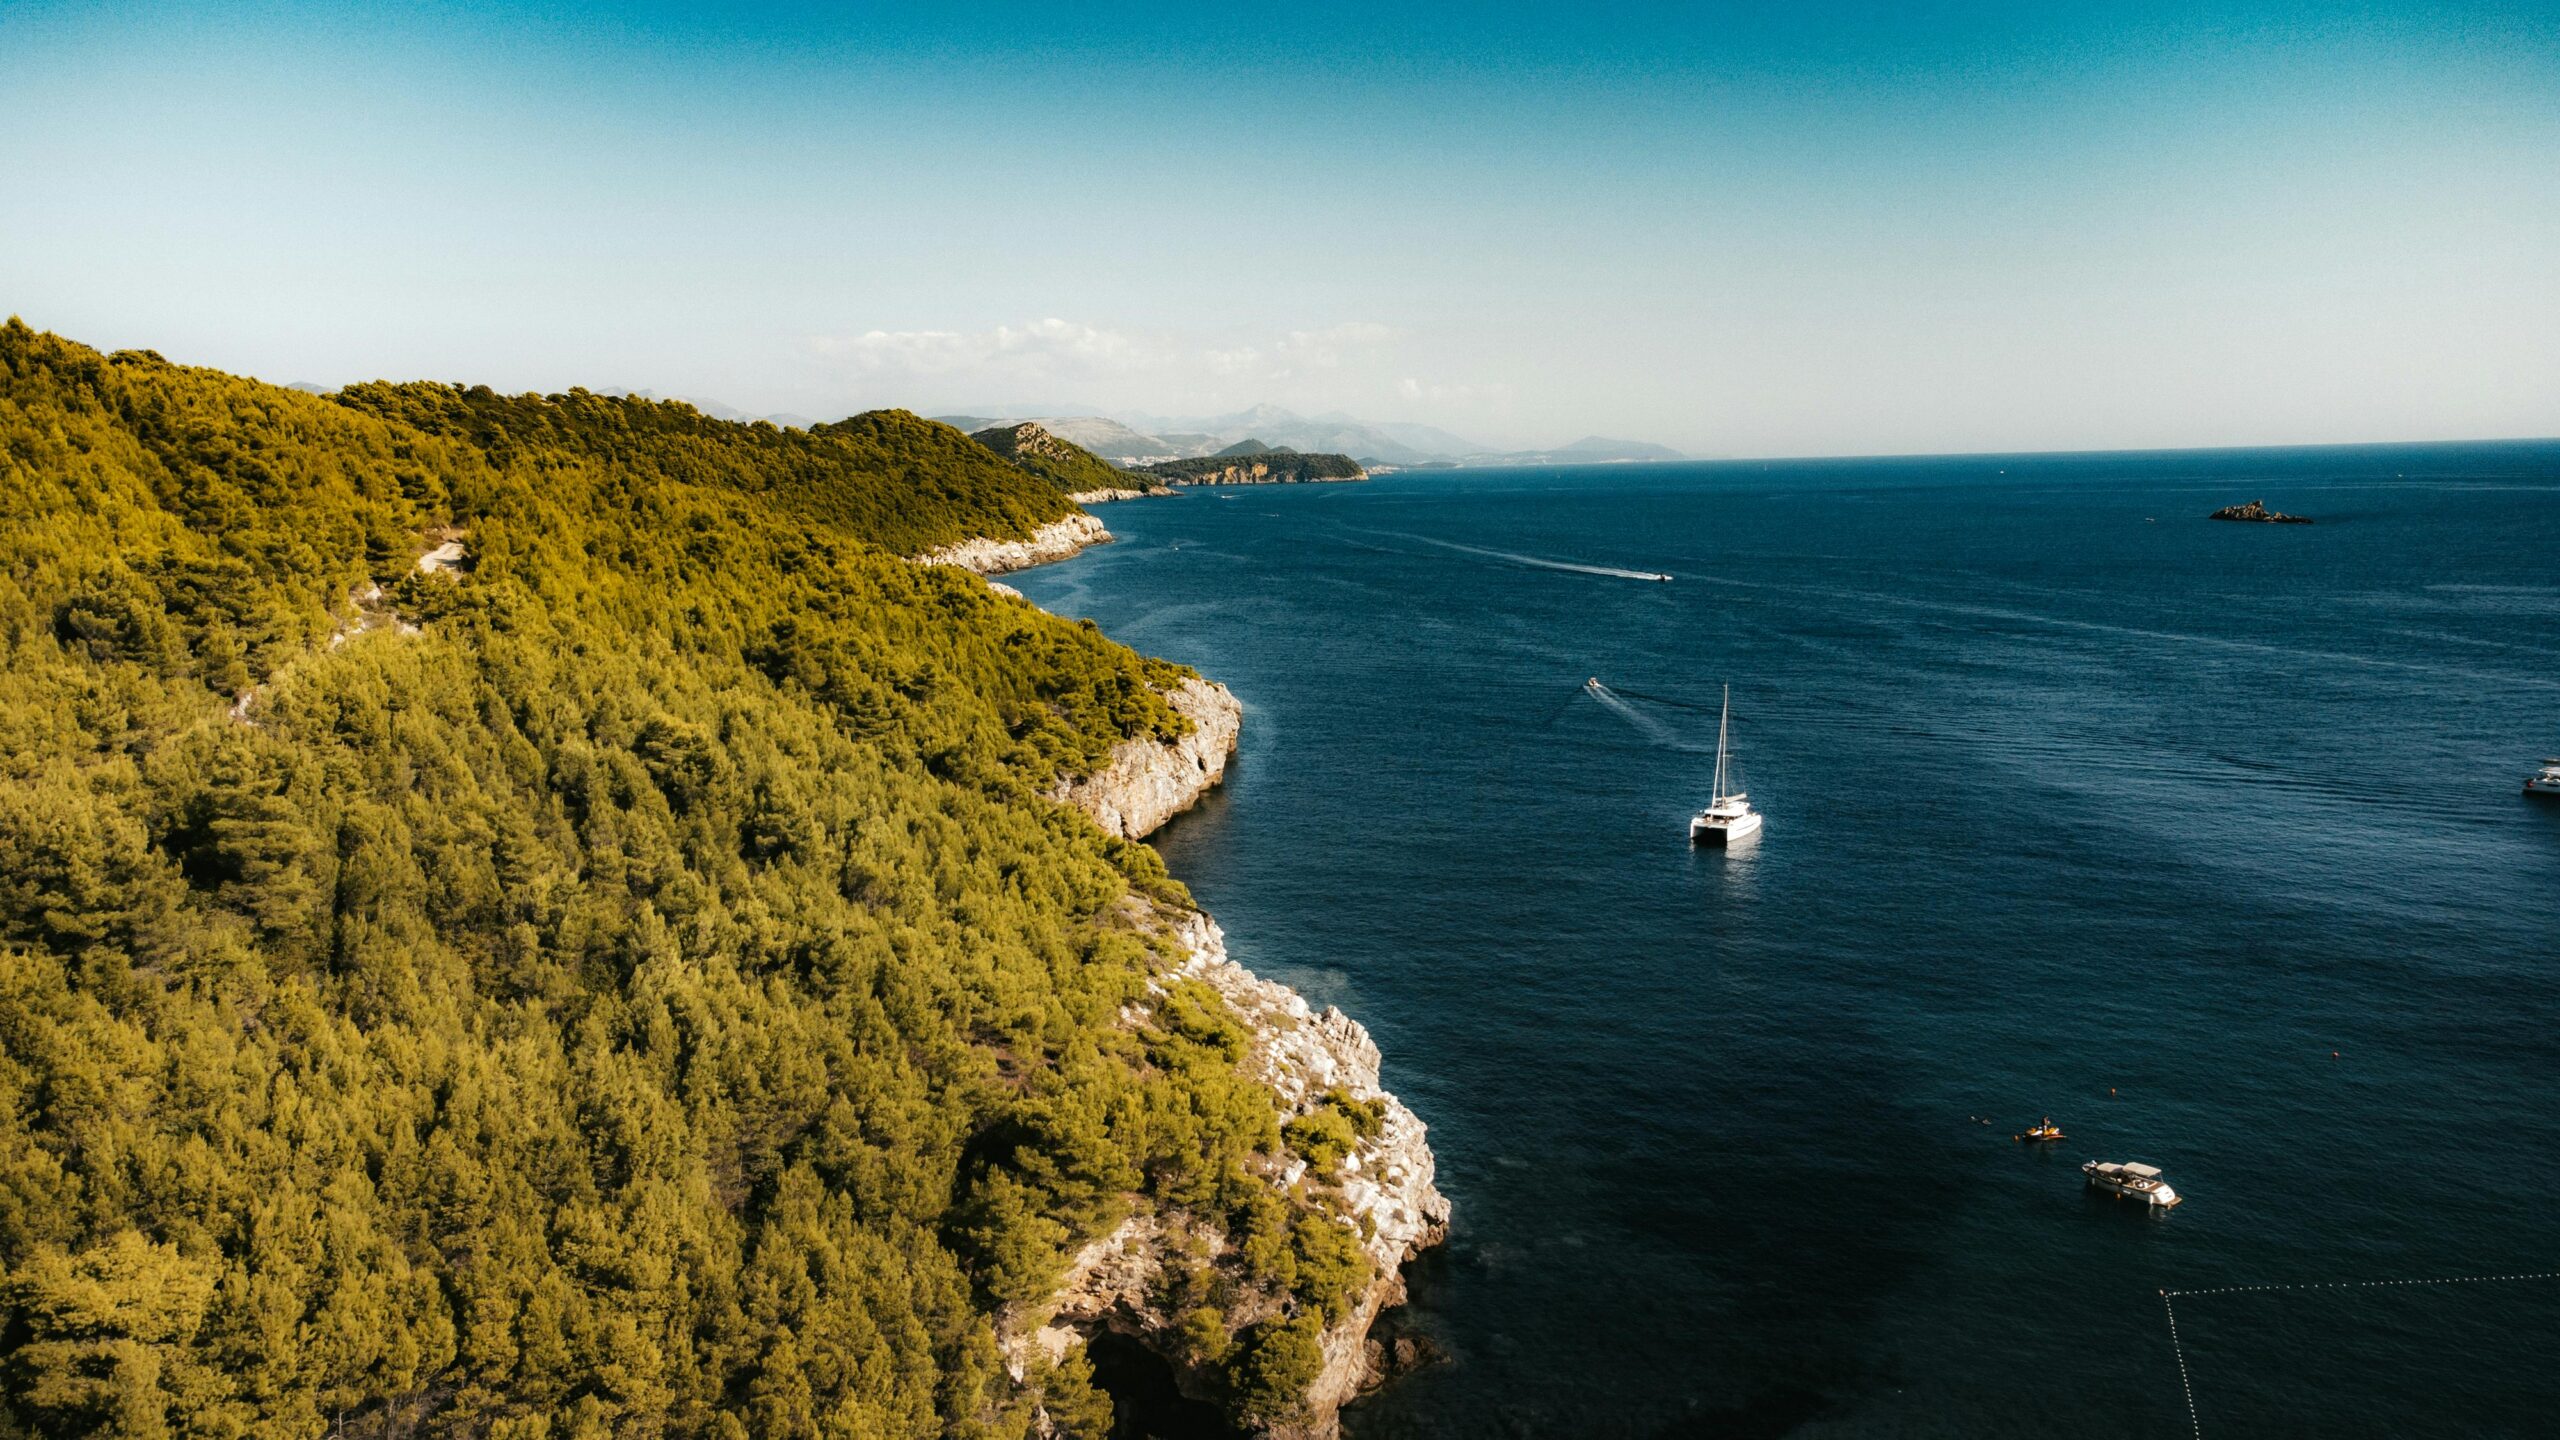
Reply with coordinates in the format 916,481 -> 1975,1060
1011,442 -> 2560,1438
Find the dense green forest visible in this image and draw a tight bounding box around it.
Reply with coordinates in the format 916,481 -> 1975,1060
1139,453 -> 1366,484
0,323 -> 1363,1438
964,424 -> 1134,496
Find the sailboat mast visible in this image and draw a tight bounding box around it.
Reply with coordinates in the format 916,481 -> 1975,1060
1714,685 -> 1730,803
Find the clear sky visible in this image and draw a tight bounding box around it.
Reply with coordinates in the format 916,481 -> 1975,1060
5,1 -> 2555,455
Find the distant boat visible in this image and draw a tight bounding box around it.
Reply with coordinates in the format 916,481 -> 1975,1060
2527,759 -> 2560,798
2016,1118 -> 2066,1143
1690,686 -> 1763,846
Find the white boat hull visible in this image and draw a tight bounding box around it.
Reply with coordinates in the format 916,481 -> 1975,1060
2084,1162 -> 2182,1208
1691,812 -> 1762,846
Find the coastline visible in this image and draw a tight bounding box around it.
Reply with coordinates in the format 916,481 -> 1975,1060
911,511 -> 1112,574
986,539 -> 1449,1437
1070,483 -> 1176,503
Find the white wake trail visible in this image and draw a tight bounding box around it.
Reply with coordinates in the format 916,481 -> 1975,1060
1367,530 -> 1672,583
1585,682 -> 1712,752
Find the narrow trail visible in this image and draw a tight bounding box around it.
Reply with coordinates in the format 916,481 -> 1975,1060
228,532 -> 465,726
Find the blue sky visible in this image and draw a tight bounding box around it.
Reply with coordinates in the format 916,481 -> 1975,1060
5,1 -> 2555,454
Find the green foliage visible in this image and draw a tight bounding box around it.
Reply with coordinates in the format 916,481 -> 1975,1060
1025,1344 -> 1115,1440
1281,1087 -> 1387,1173
1226,1311 -> 1326,1426
1281,1108 -> 1358,1172
1140,451 -> 1366,483
965,423 -> 1132,496
0,320 -> 1304,1438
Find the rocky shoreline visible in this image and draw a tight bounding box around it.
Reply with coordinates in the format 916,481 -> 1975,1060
1031,673 -> 1449,1438
912,512 -> 1113,573
1053,676 -> 1243,839
1070,483 -> 1175,503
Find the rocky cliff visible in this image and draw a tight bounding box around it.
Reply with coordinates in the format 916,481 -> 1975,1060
911,512 -> 1112,573
1068,483 -> 1175,503
1027,680 -> 1449,1438
1011,911 -> 1448,1440
1053,677 -> 1243,839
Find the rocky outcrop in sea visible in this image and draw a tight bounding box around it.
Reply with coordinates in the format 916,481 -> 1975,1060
912,512 -> 1112,573
2209,499 -> 2313,524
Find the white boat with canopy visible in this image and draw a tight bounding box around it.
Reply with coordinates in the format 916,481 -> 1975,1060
2083,1159 -> 2182,1208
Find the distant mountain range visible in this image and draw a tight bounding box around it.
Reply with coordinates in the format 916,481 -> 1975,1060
929,404 -> 1685,468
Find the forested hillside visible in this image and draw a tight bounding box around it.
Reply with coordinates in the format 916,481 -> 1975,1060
965,423 -> 1133,496
1140,452 -> 1366,485
0,323 -> 1364,1438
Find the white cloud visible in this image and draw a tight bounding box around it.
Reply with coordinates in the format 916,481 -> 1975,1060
1275,322 -> 1400,370
808,318 -> 1167,380
1398,376 -> 1513,405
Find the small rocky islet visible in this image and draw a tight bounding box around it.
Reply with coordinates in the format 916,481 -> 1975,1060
2209,499 -> 2313,524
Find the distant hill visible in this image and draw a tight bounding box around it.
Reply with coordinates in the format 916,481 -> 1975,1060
1154,406 -> 1442,465
1211,438 -> 1276,458
603,387 -> 817,429
1142,450 -> 1367,485
967,420 -> 1141,495
1554,436 -> 1687,461
932,413 -> 1182,463
928,407 -> 1685,468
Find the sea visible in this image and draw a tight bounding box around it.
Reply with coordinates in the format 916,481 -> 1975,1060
1007,442 -> 2560,1440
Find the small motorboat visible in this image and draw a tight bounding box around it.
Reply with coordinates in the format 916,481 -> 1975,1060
2015,1118 -> 2066,1143
2526,759 -> 2560,798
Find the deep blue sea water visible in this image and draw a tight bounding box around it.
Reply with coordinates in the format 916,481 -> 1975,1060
1010,443 -> 2560,1439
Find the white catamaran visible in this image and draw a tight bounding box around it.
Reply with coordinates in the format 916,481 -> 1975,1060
1690,686 -> 1763,847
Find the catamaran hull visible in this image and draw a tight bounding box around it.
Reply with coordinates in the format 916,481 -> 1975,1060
1692,814 -> 1762,846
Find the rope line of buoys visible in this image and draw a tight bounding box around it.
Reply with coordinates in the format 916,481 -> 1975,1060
2160,1292 -> 2202,1440
2155,1270 -> 2560,1436
2164,1269 -> 2560,1299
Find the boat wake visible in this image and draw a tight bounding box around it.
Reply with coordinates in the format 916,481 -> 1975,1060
1583,680 -> 1713,752
1360,529 -> 1672,583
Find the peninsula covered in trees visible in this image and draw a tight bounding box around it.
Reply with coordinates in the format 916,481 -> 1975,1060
1140,448 -> 1368,486
0,322 -> 1428,1439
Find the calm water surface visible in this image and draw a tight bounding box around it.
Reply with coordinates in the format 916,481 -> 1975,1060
1011,444 -> 2560,1439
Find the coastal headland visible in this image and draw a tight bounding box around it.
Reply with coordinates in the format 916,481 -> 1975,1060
0,322 -> 1441,1440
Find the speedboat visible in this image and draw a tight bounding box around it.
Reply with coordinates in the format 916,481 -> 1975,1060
2083,1160 -> 2181,1208
1690,686 -> 1763,846
2527,759 -> 2560,798
2016,1119 -> 2066,1143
